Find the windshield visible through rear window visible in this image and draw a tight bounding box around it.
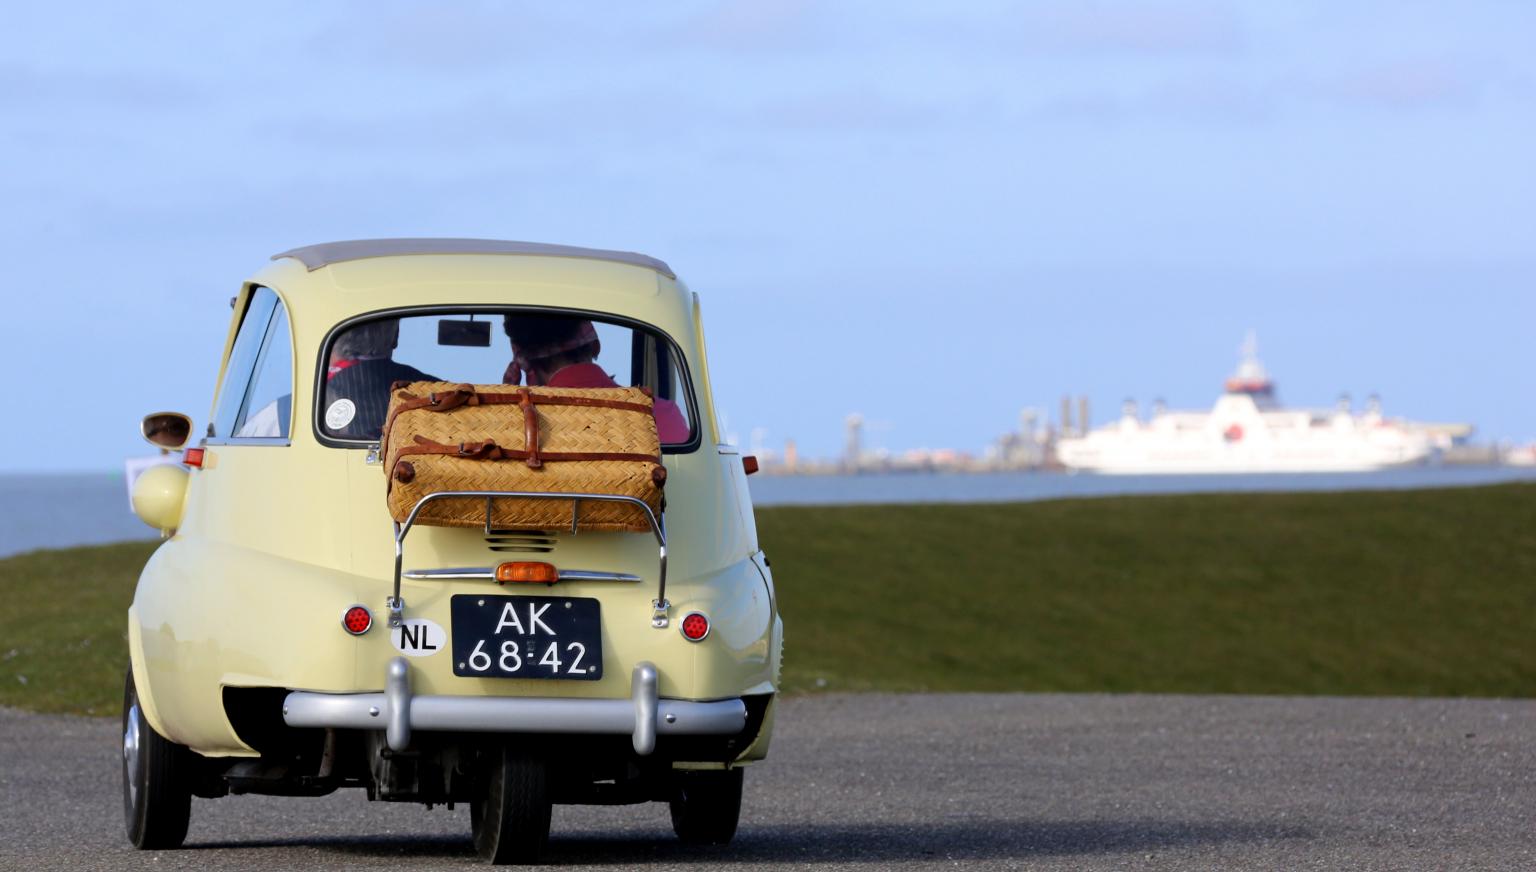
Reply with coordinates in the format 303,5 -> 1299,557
317,310 -> 697,450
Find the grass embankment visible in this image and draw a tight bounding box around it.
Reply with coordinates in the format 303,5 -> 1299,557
0,541 -> 155,715
760,483 -> 1536,697
2,485 -> 1533,715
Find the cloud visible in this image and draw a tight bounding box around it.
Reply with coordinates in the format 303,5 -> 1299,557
299,3 -> 582,71
754,90 -> 966,131
1031,77 -> 1277,125
1021,1 -> 1245,54
1305,58 -> 1479,111
667,0 -> 820,53
0,62 -> 202,111
915,0 -> 1246,58
1022,58 -> 1501,126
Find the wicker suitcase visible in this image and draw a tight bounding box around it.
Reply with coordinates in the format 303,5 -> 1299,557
381,382 -> 665,532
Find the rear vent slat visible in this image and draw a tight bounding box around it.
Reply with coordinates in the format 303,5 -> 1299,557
485,531 -> 557,554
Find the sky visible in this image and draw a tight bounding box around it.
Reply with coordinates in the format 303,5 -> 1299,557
1,1 -> 1532,472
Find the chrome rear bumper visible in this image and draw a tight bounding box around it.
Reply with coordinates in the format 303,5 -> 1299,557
281,659 -> 746,756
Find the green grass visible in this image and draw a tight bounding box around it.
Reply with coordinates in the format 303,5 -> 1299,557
761,483 -> 1536,697
3,485 -> 1534,715
0,540 -> 157,715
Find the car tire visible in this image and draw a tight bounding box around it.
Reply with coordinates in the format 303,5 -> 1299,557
470,746 -> 551,865
122,668 -> 192,850
669,768 -> 743,845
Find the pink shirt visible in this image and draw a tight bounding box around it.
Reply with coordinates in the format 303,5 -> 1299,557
544,363 -> 691,444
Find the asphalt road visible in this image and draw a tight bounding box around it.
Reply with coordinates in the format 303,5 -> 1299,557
2,694 -> 1533,871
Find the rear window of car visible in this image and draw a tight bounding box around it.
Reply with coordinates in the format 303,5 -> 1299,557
315,309 -> 698,452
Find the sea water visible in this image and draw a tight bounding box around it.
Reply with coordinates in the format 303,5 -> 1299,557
3,465 -> 1535,558
0,473 -> 155,557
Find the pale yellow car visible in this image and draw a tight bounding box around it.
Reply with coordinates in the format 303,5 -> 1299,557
126,239 -> 782,864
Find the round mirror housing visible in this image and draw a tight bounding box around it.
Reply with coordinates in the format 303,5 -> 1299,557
141,412 -> 192,450
131,464 -> 189,533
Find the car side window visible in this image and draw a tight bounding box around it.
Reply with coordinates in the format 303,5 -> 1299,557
211,288 -> 292,440
234,305 -> 293,439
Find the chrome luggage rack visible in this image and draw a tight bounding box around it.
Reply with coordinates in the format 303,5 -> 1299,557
389,490 -> 668,630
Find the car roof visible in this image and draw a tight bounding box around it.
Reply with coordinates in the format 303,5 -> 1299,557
271,238 -> 675,279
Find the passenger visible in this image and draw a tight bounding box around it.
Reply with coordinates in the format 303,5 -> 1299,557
501,316 -> 690,444
325,319 -> 437,440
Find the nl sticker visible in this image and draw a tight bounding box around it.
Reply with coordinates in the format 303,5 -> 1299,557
324,399 -> 356,430
392,618 -> 446,657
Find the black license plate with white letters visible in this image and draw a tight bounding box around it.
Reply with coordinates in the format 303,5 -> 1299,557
450,595 -> 602,680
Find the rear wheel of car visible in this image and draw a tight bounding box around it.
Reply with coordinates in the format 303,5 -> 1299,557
669,768 -> 743,845
122,668 -> 192,850
470,745 -> 551,865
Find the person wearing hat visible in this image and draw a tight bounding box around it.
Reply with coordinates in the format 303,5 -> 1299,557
501,315 -> 690,443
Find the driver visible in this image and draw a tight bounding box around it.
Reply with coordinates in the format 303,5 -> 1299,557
325,318 -> 437,439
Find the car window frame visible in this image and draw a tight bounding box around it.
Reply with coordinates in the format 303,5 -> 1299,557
206,286 -> 294,447
311,305 -> 704,455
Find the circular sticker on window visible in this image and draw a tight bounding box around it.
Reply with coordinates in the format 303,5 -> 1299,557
325,399 -> 356,430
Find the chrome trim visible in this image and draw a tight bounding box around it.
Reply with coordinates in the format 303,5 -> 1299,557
392,490 -> 667,629
402,567 -> 642,583
560,569 -> 643,583
340,604 -> 372,636
654,512 -> 669,627
202,437 -> 291,447
282,661 -> 746,755
632,662 -> 658,755
404,567 -> 496,580
679,611 -> 711,642
123,702 -> 142,809
385,657 -> 411,752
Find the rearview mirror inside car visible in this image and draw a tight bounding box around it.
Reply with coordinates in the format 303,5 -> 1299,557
437,319 -> 492,347
141,412 -> 193,450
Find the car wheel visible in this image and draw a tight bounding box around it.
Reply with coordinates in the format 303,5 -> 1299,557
122,668 -> 192,849
669,768 -> 743,845
470,745 -> 551,865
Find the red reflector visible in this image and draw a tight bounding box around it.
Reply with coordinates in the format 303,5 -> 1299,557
183,447 -> 205,468
742,455 -> 760,475
496,561 -> 560,584
342,605 -> 372,635
680,612 -> 710,641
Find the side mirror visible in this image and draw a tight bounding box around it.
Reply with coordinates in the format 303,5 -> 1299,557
141,412 -> 193,451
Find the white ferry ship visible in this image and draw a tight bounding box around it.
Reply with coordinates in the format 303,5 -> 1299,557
1056,334 -> 1436,474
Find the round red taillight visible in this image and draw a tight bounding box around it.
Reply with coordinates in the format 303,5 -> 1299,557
680,612 -> 710,642
342,605 -> 373,636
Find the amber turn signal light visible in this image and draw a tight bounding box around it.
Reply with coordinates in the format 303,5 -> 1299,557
496,561 -> 560,584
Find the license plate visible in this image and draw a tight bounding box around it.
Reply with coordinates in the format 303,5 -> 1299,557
450,595 -> 602,680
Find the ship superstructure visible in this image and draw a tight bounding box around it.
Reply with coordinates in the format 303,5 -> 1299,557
1056,333 -> 1436,474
